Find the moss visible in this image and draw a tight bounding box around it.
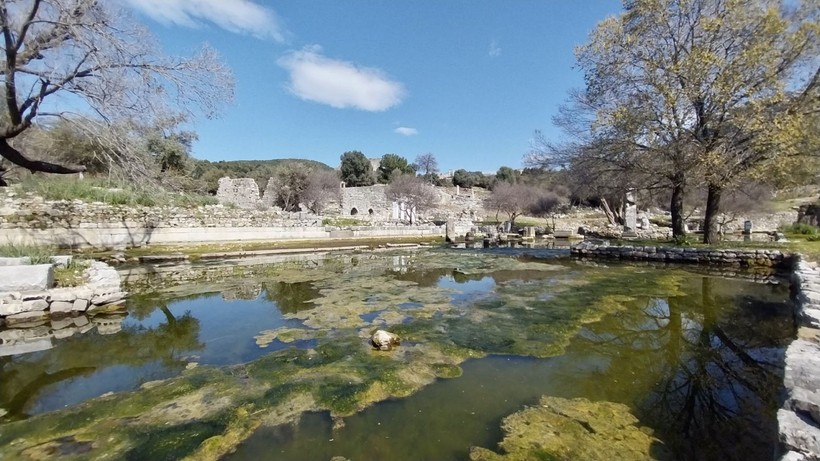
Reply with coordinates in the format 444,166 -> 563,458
0,249 -> 704,459
431,363 -> 463,378
469,396 -> 670,461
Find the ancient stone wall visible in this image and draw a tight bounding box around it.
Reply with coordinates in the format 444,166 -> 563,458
216,177 -> 262,209
571,242 -> 794,269
340,185 -> 391,220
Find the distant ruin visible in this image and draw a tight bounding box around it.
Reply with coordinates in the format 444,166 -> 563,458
215,177 -> 485,223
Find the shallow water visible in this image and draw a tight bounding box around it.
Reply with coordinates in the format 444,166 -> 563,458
0,248 -> 795,460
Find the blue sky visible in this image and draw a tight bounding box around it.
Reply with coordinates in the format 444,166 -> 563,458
123,1 -> 623,173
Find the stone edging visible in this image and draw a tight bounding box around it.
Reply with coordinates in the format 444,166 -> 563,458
0,261 -> 126,326
570,242 -> 793,268
779,259 -> 820,460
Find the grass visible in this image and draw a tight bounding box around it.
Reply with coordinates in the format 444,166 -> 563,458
14,176 -> 218,207
0,242 -> 56,264
54,259 -> 91,288
321,217 -> 369,227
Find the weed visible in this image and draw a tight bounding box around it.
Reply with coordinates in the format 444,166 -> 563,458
0,242 -> 56,264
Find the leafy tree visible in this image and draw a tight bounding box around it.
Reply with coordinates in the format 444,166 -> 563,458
386,175 -> 438,224
377,153 -> 415,183
496,166 -> 520,185
531,0 -> 819,243
268,162 -> 310,211
452,169 -> 475,188
415,152 -> 439,179
340,151 -> 375,186
0,0 -> 233,184
302,169 -> 341,214
484,183 -> 539,227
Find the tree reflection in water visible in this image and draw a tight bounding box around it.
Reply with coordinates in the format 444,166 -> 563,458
578,276 -> 793,460
0,303 -> 203,421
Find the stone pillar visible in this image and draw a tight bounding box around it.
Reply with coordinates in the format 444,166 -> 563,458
743,220 -> 753,235
445,220 -> 456,243
456,185 -> 460,196
624,189 -> 637,235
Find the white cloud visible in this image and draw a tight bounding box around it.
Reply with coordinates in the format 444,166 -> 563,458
394,127 -> 418,136
277,46 -> 405,112
124,0 -> 285,41
489,40 -> 502,57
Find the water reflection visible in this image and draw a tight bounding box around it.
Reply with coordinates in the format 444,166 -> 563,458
230,274 -> 793,461
263,281 -> 320,314
0,307 -> 201,421
0,250 -> 795,461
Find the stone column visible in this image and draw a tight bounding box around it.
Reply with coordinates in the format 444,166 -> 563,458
624,189 -> 637,235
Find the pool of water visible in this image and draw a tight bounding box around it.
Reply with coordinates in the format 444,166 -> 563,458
0,248 -> 795,460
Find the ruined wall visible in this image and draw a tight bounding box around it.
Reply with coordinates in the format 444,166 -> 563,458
0,190 -> 447,248
216,177 -> 262,209
340,185 -> 392,221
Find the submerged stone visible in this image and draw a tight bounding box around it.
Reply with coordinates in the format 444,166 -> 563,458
371,329 -> 400,351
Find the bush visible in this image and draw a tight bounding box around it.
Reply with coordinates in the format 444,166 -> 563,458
781,223 -> 819,236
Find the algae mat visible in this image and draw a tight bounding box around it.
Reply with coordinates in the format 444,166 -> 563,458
0,248 -> 794,460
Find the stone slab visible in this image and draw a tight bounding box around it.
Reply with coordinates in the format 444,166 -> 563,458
0,257 -> 30,266
0,264 -> 54,291
0,338 -> 53,357
50,301 -> 74,314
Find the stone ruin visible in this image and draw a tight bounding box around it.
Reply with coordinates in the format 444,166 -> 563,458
216,177 -> 263,210
215,177 -> 486,226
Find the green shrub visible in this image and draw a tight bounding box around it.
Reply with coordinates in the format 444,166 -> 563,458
780,223 -> 819,236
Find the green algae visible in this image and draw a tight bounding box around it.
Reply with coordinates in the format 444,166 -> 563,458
469,396 -> 671,461
0,249 -> 717,460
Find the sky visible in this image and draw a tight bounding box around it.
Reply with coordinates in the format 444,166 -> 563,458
121,0 -> 623,174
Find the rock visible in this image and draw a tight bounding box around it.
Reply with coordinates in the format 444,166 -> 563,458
72,298 -> 89,312
21,299 -> 49,312
50,301 -> 75,315
48,288 -> 77,302
91,291 -> 127,306
0,256 -> 30,266
5,310 -> 49,326
780,408 -> 820,456
370,329 -> 400,351
0,264 -> 54,291
50,255 -> 73,268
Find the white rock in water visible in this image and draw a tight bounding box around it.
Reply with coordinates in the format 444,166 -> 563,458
371,330 -> 400,351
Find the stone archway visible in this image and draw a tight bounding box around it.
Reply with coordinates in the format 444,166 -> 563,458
350,208 -> 359,216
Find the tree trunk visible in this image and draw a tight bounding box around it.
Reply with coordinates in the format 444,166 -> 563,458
601,198 -> 617,225
0,138 -> 86,175
702,183 -> 722,244
670,172 -> 686,239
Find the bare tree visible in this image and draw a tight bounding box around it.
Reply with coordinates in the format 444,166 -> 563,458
0,0 -> 234,184
386,174 -> 438,224
302,169 -> 341,214
484,183 -> 538,227
529,189 -> 567,232
414,152 -> 438,178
